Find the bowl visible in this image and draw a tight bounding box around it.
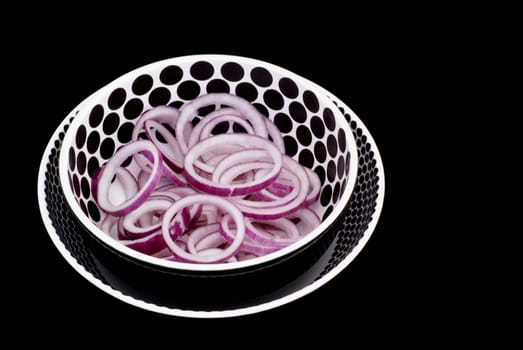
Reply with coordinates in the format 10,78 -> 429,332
40,66 -> 384,316
58,54 -> 358,274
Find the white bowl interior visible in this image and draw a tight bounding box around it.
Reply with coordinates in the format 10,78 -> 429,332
59,55 -> 358,271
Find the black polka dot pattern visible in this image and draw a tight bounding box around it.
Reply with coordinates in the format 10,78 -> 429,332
289,102 -> 307,123
123,99 -> 144,120
86,131 -> 100,154
76,125 -> 87,148
108,88 -> 126,110
43,126 -> 108,280
235,82 -> 258,102
81,177 -> 90,198
160,66 -> 183,85
327,160 -> 337,182
89,105 -> 104,128
263,90 -> 284,110
221,62 -> 244,82
198,105 -> 216,116
283,136 -> 298,157
169,101 -> 184,109
327,134 -> 338,157
303,90 -> 319,113
117,122 -> 134,143
103,113 -> 120,135
207,79 -> 230,93
72,174 -> 80,197
132,75 -> 154,95
314,166 -> 326,185
252,103 -> 269,118
149,87 -> 171,106
68,148 -> 75,171
190,61 -> 214,80
77,152 -> 86,175
320,185 -> 332,206
177,81 -> 200,100
87,157 -> 99,177
298,149 -> 314,169
100,138 -> 115,159
332,182 -> 340,204
324,108 -> 336,131
87,201 -> 101,222
316,102 -> 382,279
310,116 -> 325,138
279,78 -> 299,98
314,142 -> 327,163
251,67 -> 272,87
296,125 -> 312,146
274,113 -> 292,133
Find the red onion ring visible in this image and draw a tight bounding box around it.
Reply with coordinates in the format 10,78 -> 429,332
177,93 -> 268,154
184,134 -> 282,196
131,105 -> 184,141
121,197 -> 172,239
187,108 -> 254,148
186,223 -> 225,254
219,215 -> 279,255
161,194 -> 245,263
231,156 -> 309,219
144,119 -> 184,172
288,208 -> 321,235
96,140 -> 162,216
245,217 -> 300,248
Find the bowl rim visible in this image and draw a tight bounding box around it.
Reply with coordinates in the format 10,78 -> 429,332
58,54 -> 359,272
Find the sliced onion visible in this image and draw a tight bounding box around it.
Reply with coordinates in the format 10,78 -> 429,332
96,140 -> 162,216
161,194 -> 245,263
144,119 -> 184,172
186,223 -> 225,254
265,118 -> 285,153
131,105 -> 182,141
245,217 -> 300,248
219,216 -> 279,255
184,134 -> 282,196
121,197 -> 172,239
304,167 -> 321,207
288,208 -> 321,235
187,107 -> 255,148
199,115 -> 256,140
177,93 -> 268,154
122,230 -> 166,255
231,156 -> 309,219
211,150 -> 279,187
100,214 -> 119,240
92,93 -> 329,265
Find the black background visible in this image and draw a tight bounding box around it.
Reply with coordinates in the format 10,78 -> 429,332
9,11 -> 469,342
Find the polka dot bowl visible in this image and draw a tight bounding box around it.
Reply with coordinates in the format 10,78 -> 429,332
58,54 -> 358,275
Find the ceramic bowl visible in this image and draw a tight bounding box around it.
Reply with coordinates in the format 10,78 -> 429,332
57,54 -> 359,274
39,74 -> 384,317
